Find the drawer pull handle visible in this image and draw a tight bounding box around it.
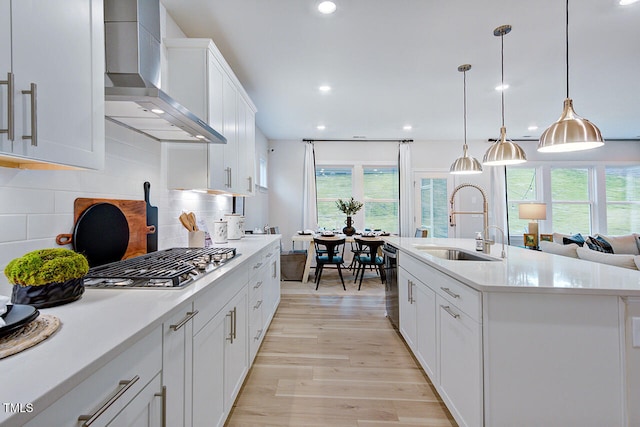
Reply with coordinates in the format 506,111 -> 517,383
226,307 -> 237,343
441,305 -> 460,319
253,262 -> 263,270
254,328 -> 263,341
440,287 -> 460,299
254,300 -> 263,310
253,281 -> 263,289
21,83 -> 37,146
154,385 -> 167,427
170,310 -> 199,331
78,375 -> 140,426
0,72 -> 14,140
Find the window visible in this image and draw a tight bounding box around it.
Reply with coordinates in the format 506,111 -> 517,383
258,157 -> 268,188
605,166 -> 640,235
315,164 -> 399,233
506,168 -> 538,236
414,173 -> 450,238
316,167 -> 353,230
551,168 -> 592,235
363,167 -> 398,232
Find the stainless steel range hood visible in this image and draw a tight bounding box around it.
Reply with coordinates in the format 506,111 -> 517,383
104,0 -> 225,144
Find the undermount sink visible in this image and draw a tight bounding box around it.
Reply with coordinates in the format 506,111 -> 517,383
413,246 -> 501,262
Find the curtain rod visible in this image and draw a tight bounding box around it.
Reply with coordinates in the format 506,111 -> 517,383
303,139 -> 413,143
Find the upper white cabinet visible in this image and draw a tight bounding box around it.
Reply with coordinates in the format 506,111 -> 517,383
165,38 -> 256,195
0,0 -> 104,170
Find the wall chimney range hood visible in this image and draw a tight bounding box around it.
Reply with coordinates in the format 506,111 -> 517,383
104,0 -> 225,144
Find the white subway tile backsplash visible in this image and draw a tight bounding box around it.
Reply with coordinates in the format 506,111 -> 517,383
29,214 -> 74,240
0,187 -> 55,214
0,215 -> 27,242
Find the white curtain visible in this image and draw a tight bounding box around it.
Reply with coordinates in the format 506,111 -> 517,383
399,141 -> 412,237
302,141 -> 317,231
489,166 -> 509,243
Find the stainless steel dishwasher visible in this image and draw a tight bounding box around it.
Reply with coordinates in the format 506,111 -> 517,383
382,243 -> 398,329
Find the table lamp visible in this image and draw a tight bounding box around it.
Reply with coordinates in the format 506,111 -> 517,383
518,203 -> 547,245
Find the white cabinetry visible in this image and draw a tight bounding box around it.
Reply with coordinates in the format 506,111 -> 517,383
398,252 -> 482,427
165,38 -> 256,195
0,0 -> 104,170
192,266 -> 249,427
162,303 -> 197,427
24,327 -> 163,427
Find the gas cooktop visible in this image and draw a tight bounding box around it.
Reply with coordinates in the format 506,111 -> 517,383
83,247 -> 238,289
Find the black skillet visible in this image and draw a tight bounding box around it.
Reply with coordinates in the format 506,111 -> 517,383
56,203 -> 130,267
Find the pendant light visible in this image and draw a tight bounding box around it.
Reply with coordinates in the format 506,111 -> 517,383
483,25 -> 527,166
450,64 -> 483,174
537,0 -> 604,153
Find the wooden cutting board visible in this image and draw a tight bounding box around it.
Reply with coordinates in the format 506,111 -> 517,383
57,198 -> 156,260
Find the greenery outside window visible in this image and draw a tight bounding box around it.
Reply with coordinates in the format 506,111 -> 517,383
506,168 -> 538,236
316,167 -> 353,230
605,166 -> 640,235
551,168 -> 592,235
363,167 -> 399,233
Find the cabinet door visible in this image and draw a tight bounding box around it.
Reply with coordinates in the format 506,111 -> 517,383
415,282 -> 437,379
0,0 -> 10,152
106,374 -> 163,427
193,309 -> 226,427
224,288 -> 248,409
236,95 -> 256,195
437,295 -> 482,427
221,75 -> 238,191
9,0 -> 104,169
398,267 -> 417,351
207,53 -> 227,190
162,306 -> 195,427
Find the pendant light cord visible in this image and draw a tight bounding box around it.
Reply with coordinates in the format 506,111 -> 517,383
500,31 -> 505,127
565,0 -> 570,99
463,69 -> 468,148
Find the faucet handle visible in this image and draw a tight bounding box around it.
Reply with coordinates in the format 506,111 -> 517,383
484,238 -> 495,245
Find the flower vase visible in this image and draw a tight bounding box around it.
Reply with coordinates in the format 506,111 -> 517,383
342,216 -> 356,236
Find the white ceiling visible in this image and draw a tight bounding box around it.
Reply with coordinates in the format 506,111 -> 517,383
161,0 -> 640,143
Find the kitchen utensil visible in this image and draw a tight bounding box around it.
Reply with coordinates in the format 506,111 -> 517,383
188,212 -> 198,231
56,198 -> 156,264
143,182 -> 158,252
179,213 -> 194,231
188,231 -> 205,248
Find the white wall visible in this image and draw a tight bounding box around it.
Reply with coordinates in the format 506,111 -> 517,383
243,127 -> 270,231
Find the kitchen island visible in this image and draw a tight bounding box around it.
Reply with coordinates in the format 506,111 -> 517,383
0,234 -> 281,427
385,236 -> 640,427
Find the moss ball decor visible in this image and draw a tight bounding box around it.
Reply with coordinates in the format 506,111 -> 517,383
5,249 -> 89,308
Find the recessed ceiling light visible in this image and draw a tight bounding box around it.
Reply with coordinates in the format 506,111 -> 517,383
195,135 -> 205,139
317,125 -> 326,130
528,125 -> 538,131
318,85 -> 331,92
620,0 -> 639,5
318,1 -> 337,14
495,83 -> 509,91
151,108 -> 164,114
403,125 -> 412,131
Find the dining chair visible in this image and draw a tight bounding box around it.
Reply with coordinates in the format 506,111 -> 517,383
353,237 -> 386,290
313,237 -> 347,290
415,228 -> 429,237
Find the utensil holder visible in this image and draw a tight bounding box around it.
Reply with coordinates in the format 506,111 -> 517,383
188,231 -> 205,248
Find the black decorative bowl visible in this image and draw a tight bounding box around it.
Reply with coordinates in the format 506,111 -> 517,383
11,277 -> 85,309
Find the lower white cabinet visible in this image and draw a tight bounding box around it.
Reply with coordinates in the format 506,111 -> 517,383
24,327 -> 163,427
415,282 -> 437,380
398,267 -> 417,351
437,295 -> 482,427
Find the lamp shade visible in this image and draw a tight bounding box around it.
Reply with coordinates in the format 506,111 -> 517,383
483,126 -> 527,166
518,203 -> 547,220
537,98 -> 604,153
450,146 -> 483,174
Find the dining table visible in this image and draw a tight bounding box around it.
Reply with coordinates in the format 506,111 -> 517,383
290,233 -> 386,283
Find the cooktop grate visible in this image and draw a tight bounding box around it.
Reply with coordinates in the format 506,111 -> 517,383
85,247 -> 237,287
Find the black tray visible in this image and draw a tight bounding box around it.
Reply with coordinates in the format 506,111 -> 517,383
0,304 -> 40,338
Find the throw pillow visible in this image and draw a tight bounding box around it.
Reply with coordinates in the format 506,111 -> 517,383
595,234 -> 639,255
586,236 -> 614,254
635,255 -> 640,270
539,241 -> 579,258
576,247 -> 638,270
563,233 -> 585,247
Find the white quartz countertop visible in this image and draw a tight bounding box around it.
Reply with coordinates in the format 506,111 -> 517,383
385,237 -> 640,296
0,235 -> 280,427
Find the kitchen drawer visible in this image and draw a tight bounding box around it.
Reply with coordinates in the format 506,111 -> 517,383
400,252 -> 481,321
249,303 -> 264,362
25,326 -> 162,427
193,267 -> 248,335
426,268 -> 481,322
248,269 -> 265,302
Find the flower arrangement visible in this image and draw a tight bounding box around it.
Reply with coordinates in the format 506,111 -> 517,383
335,197 -> 363,215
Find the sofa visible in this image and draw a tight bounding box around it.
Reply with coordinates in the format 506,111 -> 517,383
539,232 -> 640,270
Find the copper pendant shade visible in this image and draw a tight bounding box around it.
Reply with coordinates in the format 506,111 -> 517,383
482,25 -> 527,166
450,64 -> 483,174
537,0 -> 604,153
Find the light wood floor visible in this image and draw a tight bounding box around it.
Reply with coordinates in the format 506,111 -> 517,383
225,269 -> 457,426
